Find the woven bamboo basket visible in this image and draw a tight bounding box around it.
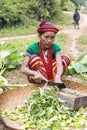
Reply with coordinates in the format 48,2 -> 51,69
0,84 -> 40,130
0,79 -> 87,130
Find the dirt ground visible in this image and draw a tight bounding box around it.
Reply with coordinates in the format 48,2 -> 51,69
61,12 -> 87,58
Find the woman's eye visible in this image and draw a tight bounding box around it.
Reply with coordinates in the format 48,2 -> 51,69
44,36 -> 49,39
44,36 -> 55,39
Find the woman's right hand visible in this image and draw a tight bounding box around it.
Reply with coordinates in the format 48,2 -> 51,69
27,71 -> 47,83
27,71 -> 41,83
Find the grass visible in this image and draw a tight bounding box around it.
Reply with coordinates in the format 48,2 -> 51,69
55,33 -> 68,54
0,12 -> 72,37
78,34 -> 87,53
5,33 -> 68,54
5,36 -> 39,53
0,25 -> 37,38
67,74 -> 87,86
0,19 -> 39,37
56,12 -> 72,26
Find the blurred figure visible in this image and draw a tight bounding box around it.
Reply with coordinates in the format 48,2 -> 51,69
73,8 -> 80,29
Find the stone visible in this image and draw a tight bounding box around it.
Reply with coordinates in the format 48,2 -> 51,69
58,88 -> 87,110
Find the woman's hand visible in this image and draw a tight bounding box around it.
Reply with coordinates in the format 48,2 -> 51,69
54,74 -> 66,89
27,70 -> 47,84
27,71 -> 41,83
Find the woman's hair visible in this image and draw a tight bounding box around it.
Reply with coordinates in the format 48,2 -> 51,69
37,20 -> 59,34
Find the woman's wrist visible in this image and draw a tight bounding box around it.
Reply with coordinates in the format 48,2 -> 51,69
56,73 -> 62,78
28,70 -> 36,76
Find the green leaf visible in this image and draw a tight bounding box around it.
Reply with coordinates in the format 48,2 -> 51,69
76,52 -> 87,63
73,62 -> 87,73
0,50 -> 10,58
0,75 -> 8,84
66,53 -> 87,74
0,41 -> 23,73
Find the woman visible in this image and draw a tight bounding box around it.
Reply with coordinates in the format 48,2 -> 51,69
21,20 -> 70,84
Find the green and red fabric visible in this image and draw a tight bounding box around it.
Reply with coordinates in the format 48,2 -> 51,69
27,42 -> 71,80
26,42 -> 61,59
29,55 -> 70,80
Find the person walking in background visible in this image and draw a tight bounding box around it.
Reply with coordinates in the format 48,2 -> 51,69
21,20 -> 70,86
73,8 -> 80,29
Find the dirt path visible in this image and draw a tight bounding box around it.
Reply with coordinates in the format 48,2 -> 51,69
0,34 -> 37,41
61,12 -> 87,58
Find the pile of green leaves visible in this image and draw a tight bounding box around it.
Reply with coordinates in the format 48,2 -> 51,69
0,41 -> 23,75
1,88 -> 87,130
66,52 -> 87,75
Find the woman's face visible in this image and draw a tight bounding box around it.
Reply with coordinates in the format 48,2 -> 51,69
39,32 -> 56,50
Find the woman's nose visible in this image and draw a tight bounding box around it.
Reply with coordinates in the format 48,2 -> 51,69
48,38 -> 51,42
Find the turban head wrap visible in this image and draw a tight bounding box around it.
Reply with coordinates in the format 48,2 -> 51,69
37,20 -> 59,34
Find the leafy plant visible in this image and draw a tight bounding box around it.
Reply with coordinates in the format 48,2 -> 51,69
0,41 -> 23,75
0,0 -> 62,28
80,73 -> 87,81
0,41 -> 26,93
65,52 -> 87,75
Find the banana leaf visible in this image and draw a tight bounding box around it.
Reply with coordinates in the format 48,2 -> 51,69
0,41 -> 23,74
66,52 -> 87,74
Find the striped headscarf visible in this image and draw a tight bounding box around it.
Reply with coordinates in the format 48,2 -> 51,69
37,20 -> 59,34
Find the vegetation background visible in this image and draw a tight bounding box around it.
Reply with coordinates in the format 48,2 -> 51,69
0,0 -> 86,36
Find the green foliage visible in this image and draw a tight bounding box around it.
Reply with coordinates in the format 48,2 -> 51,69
78,35 -> 87,52
0,0 -> 75,29
81,73 -> 87,81
65,52 -> 87,75
79,35 -> 87,45
0,20 -> 38,37
62,0 -> 75,11
71,0 -> 86,6
0,0 -> 63,28
0,41 -> 23,74
0,0 -> 24,28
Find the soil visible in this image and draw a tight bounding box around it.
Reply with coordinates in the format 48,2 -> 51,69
61,11 -> 87,58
